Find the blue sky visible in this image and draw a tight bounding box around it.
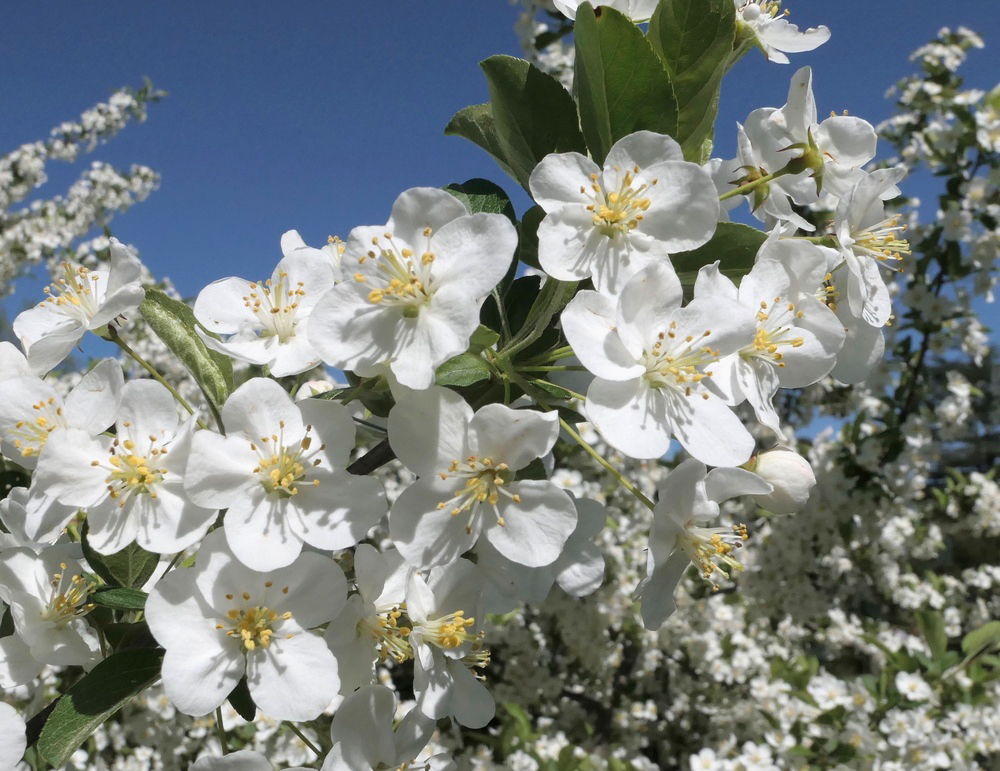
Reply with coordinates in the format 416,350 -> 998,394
3,1 -> 1000,308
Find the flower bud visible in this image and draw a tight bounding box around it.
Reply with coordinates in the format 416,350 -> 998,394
746,449 -> 816,514
779,127 -> 825,196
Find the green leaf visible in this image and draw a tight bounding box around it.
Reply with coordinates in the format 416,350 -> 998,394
435,352 -> 492,387
532,379 -> 573,401
480,55 -> 586,189
444,178 -> 516,221
573,3 -> 679,165
671,221 -> 766,284
91,587 -> 148,611
81,525 -> 159,590
962,621 -> 1000,656
648,0 -> 736,162
227,677 -> 257,722
37,648 -> 164,766
469,325 -> 501,353
139,289 -> 233,411
516,205 -> 546,271
445,103 -> 520,183
915,610 -> 948,660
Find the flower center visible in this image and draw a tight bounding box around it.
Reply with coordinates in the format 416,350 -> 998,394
94,428 -> 171,507
584,166 -> 655,238
677,523 -> 749,589
360,603 -> 413,664
641,321 -> 720,398
39,261 -> 105,322
739,1 -> 783,23
11,396 -> 66,458
355,230 -> 435,318
243,270 -> 306,343
851,216 -> 911,271
744,297 -> 805,368
435,455 -> 520,533
40,563 -> 95,627
250,421 -> 325,498
218,582 -> 293,652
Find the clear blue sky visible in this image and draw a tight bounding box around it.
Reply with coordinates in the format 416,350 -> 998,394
3,1 -> 1000,304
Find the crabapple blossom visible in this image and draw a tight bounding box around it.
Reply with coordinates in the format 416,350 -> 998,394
833,166 -> 910,327
552,0 -> 658,21
184,377 -> 386,570
387,385 -> 577,569
189,751 -> 309,771
308,187 -> 516,389
636,458 -> 772,629
32,378 -> 214,555
746,447 -> 816,514
145,530 -> 346,720
0,703 -> 26,771
530,131 -> 719,296
193,231 -> 337,377
12,238 -> 145,374
561,261 -> 756,464
735,0 -> 830,64
0,548 -> 101,685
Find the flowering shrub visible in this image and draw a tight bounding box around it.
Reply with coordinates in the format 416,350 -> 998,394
2,4 -> 999,771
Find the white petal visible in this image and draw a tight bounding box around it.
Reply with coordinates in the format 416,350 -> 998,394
470,405 -> 558,471
560,291 -> 643,381
484,481 -> 576,567
389,480 -> 480,569
247,629 -> 339,721
529,152 -> 600,210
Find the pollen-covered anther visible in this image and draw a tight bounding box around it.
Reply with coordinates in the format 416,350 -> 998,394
40,565 -> 95,626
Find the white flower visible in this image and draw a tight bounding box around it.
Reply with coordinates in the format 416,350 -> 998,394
308,188 -> 516,389
0,547 -> 101,685
194,231 -> 337,377
190,750 -> 309,771
735,1 -> 830,64
834,167 -> 909,327
748,448 -> 816,514
552,0 -> 658,22
896,671 -> 934,702
321,685 -> 449,771
145,530 -> 346,720
12,238 -> 145,374
699,240 -> 845,432
387,386 -> 577,570
33,379 -> 214,555
0,703 -> 26,771
0,342 -> 32,380
185,377 -> 386,571
636,458 -> 772,629
530,131 -> 719,296
561,261 -> 756,464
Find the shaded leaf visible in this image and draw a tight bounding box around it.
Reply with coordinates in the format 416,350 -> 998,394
444,178 -> 516,221
445,103 -> 520,183
435,353 -> 492,387
671,221 -> 766,284
81,525 -> 159,590
91,587 -> 148,612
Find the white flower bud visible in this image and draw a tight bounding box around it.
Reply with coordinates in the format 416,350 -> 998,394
749,449 -> 816,514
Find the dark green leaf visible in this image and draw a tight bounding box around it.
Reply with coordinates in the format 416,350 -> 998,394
671,221 -> 767,284
574,3 -> 679,165
469,325 -> 501,353
139,289 -> 233,411
444,178 -> 516,221
37,648 -> 164,766
81,525 -> 159,590
532,379 -> 573,401
435,352 -> 492,387
445,103 -> 520,183
516,205 -> 546,271
91,587 -> 148,611
227,677 -> 257,722
648,0 -> 735,162
962,621 -> 1000,656
517,457 -> 550,481
915,610 -> 948,660
480,55 -> 586,189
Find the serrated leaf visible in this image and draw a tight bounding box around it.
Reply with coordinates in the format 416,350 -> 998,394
962,621 -> 1000,656
37,648 -> 164,766
444,178 -> 516,221
469,325 -> 501,353
480,55 -> 586,190
648,0 -> 735,161
139,289 -> 233,411
445,103 -> 520,183
671,221 -> 767,284
81,525 -> 159,590
434,353 -> 492,387
91,587 -> 148,611
574,3 -> 679,165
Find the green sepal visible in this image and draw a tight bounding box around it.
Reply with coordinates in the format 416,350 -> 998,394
227,676 -> 257,722
573,3 -> 679,166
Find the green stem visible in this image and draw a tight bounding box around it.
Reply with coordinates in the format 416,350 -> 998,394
492,287 -> 513,345
718,168 -> 792,202
559,418 -> 655,510
499,278 -> 577,360
520,345 -> 576,366
283,721 -> 323,757
337,381 -> 370,405
516,365 -> 588,373
111,334 -> 208,430
537,381 -> 586,402
215,706 -> 229,754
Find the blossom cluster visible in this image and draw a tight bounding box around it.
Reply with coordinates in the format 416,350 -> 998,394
2,5 -> 997,771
